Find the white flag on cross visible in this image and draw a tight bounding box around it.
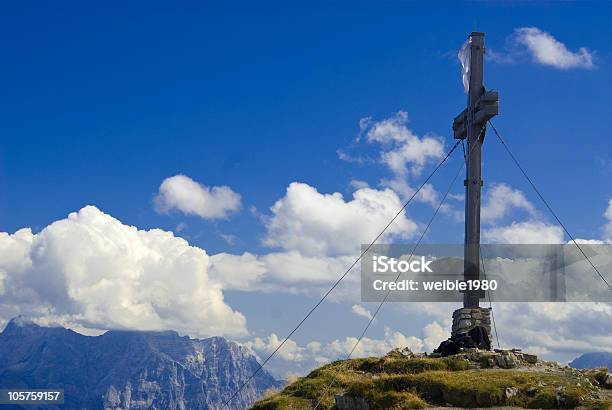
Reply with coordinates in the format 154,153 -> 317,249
459,37 -> 471,93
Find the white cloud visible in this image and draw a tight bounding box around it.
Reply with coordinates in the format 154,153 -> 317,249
363,111 -> 444,177
245,333 -> 305,361
246,326 -> 426,378
209,252 -> 267,291
337,150 -> 372,165
483,220 -> 563,244
381,179 -> 442,209
397,301 -> 612,364
351,304 -> 374,321
0,206 -> 247,337
219,233 -> 237,246
349,179 -> 370,190
422,321 -> 448,352
381,139 -> 444,177
207,249 -> 362,300
514,27 -> 594,69
492,302 -> 612,358
573,238 -> 606,245
481,183 -> 536,223
339,112 -> 456,216
263,182 -> 417,257
604,199 -> 612,241
328,328 -> 424,358
466,198 -> 612,362
259,251 -> 358,285
395,300 -> 612,363
154,174 -> 241,219
485,47 -> 515,64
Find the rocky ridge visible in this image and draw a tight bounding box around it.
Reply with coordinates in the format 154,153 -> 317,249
0,317 -> 282,409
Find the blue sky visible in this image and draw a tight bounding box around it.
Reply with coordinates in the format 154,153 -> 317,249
1,1 -> 612,377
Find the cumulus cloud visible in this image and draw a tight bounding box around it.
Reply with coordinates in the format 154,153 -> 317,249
351,304 -> 374,321
249,326 -> 431,363
263,182 -> 417,257
362,111 -> 444,177
481,183 -> 536,223
328,327 -> 424,358
340,112 -> 451,211
513,27 -> 595,69
604,199 -> 612,241
258,251 -> 358,286
349,179 -> 370,190
483,220 -> 563,244
484,27 -> 595,70
492,303 -> 612,359
381,179 -> 445,210
0,206 -> 247,337
397,301 -> 612,364
245,333 -> 305,361
246,326 -> 426,378
208,250 -> 362,301
155,174 -> 241,219
467,197 -> 612,361
209,252 -> 266,291
422,321 -> 448,352
478,184 -> 562,245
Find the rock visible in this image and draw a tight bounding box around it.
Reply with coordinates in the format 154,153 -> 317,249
520,353 -> 538,364
457,319 -> 472,329
505,386 -> 518,399
464,350 -> 481,362
599,373 -> 612,389
495,352 -> 517,369
451,307 -> 493,344
396,347 -> 414,357
335,395 -> 370,410
435,338 -> 461,356
434,326 -> 491,356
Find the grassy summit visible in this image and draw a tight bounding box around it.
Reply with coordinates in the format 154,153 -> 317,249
252,349 -> 612,409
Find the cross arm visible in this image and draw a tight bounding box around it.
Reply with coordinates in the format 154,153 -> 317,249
453,90 -> 499,140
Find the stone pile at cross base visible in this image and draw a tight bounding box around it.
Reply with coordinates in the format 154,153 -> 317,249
434,306 -> 493,356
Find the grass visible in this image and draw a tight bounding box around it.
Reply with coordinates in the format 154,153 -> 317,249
251,353 -> 612,409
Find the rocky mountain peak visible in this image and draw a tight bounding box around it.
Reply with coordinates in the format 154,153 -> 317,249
0,317 -> 282,409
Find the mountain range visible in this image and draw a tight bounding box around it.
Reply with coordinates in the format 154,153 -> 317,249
0,317 -> 282,409
570,351 -> 612,371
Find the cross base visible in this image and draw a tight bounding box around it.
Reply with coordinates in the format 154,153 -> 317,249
433,307 -> 493,356
451,307 -> 492,347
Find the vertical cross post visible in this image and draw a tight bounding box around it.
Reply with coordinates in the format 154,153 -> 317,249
450,32 -> 499,348
464,32 -> 486,308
